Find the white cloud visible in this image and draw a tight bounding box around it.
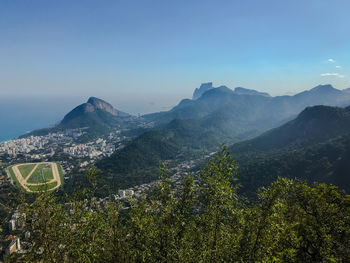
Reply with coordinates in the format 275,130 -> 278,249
328,58 -> 335,63
335,65 -> 342,69
320,72 -> 345,78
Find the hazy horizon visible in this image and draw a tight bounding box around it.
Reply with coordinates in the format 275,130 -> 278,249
1,0 -> 350,141
0,82 -> 348,142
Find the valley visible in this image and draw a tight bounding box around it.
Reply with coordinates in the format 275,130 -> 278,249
3,2 -> 350,260
2,83 -> 350,197
1,83 -> 350,261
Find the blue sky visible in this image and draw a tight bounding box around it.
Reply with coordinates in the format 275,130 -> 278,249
0,0 -> 350,113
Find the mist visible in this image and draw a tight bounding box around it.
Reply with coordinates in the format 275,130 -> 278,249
0,93 -> 187,141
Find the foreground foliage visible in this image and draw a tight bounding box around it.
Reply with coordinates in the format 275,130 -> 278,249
12,148 -> 350,262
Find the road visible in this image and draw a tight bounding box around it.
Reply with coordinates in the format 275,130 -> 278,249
11,162 -> 62,192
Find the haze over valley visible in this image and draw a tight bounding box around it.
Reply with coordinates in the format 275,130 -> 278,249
3,82 -> 350,192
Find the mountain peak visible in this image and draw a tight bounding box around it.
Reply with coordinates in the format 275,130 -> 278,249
310,84 -> 337,93
297,105 -> 348,122
192,82 -> 214,100
86,97 -> 118,116
87,96 -> 102,104
233,87 -> 271,97
231,104 -> 350,154
60,97 -> 130,126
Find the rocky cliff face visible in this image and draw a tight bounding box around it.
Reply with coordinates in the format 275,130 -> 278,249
192,82 -> 214,100
61,97 -> 129,125
234,87 -> 271,97
87,97 -> 119,116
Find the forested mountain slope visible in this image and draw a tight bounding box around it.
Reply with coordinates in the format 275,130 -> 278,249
22,97 -> 139,140
98,85 -> 350,191
229,105 -> 350,196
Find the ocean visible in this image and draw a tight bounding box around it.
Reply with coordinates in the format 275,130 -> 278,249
0,94 -> 173,142
0,96 -> 75,142
0,124 -> 50,142
0,116 -> 56,142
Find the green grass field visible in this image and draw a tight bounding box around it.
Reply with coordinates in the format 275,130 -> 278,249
57,163 -> 65,183
8,166 -> 26,191
27,181 -> 58,192
27,164 -> 54,184
18,164 -> 36,179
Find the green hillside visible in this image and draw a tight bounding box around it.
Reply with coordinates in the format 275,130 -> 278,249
98,91 -> 350,191
231,105 -> 350,153
228,105 -> 350,197
234,134 -> 350,197
97,118 -> 227,189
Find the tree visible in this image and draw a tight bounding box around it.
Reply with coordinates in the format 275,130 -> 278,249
196,146 -> 241,262
14,147 -> 350,262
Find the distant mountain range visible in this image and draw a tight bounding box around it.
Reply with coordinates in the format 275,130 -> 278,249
18,83 -> 350,192
95,83 -> 350,190
24,83 -> 350,142
192,83 -> 270,100
143,84 -> 350,136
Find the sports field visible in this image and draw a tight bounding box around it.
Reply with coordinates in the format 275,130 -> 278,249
8,162 -> 64,193
18,164 -> 36,179
26,164 -> 54,184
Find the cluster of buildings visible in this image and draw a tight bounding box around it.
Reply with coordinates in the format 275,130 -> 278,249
0,128 -> 88,160
3,211 -> 27,256
117,189 -> 135,199
63,138 -> 116,159
0,128 -> 126,166
132,182 -> 158,198
0,136 -> 47,157
6,236 -> 22,256
115,159 -> 199,199
8,211 -> 26,232
75,159 -> 197,211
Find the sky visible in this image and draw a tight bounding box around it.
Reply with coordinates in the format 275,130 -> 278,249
1,0 -> 350,116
